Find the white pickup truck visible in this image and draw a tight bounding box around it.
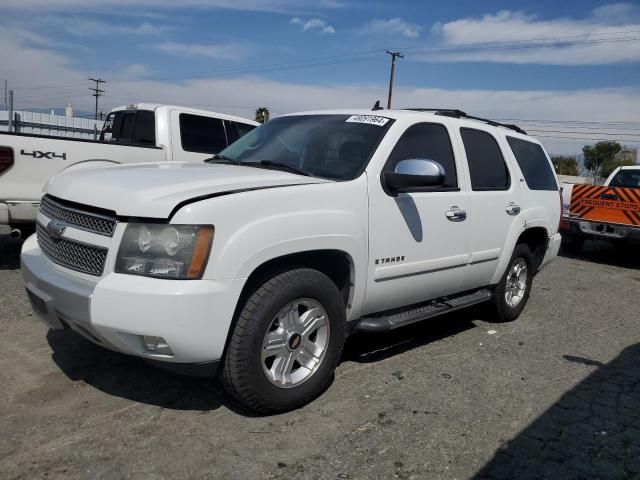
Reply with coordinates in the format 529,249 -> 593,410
0,103 -> 258,234
560,165 -> 640,252
21,109 -> 561,413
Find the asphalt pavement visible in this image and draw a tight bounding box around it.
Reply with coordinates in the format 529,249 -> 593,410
1,235 -> 639,480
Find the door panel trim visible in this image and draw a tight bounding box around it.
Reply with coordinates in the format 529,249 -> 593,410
470,248 -> 502,264
374,253 -> 470,282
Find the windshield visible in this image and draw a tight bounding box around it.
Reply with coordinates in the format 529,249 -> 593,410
217,114 -> 393,180
609,169 -> 640,189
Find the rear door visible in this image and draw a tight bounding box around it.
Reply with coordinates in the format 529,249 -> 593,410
456,125 -> 521,291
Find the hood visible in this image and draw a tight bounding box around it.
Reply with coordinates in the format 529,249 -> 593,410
45,162 -> 329,218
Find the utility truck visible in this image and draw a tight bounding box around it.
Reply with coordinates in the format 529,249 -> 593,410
22,108 -> 561,412
0,104 -> 257,235
560,165 -> 640,252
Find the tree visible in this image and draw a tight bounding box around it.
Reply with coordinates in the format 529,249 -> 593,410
255,107 -> 270,124
582,141 -> 622,177
551,156 -> 578,176
602,153 -> 635,178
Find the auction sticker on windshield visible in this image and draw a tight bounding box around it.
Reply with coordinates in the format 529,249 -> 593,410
345,115 -> 390,127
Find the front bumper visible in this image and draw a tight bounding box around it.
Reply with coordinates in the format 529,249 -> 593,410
21,235 -> 245,369
560,218 -> 640,244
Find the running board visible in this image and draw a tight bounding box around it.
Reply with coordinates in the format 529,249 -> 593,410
354,289 -> 493,333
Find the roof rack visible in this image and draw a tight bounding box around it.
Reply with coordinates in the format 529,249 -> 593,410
404,108 -> 527,135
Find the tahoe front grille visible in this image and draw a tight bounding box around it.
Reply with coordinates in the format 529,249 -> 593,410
36,222 -> 108,276
40,195 -> 117,237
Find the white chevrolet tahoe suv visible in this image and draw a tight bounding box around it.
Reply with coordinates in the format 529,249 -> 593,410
21,109 -> 561,413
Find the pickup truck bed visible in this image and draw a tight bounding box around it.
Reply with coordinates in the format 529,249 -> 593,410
0,132 -> 163,225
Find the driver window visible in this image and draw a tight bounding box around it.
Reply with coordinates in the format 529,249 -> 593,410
387,123 -> 458,188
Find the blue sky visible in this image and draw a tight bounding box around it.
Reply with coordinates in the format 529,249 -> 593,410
1,0 -> 640,154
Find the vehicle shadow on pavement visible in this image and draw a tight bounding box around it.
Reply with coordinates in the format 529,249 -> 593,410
45,308 -> 484,415
0,234 -> 23,270
560,240 -> 640,270
45,329 -> 249,414
343,308 -> 481,364
474,343 -> 640,479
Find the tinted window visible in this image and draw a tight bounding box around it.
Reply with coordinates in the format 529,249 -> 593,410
180,114 -> 227,154
225,121 -> 256,144
461,128 -> 510,191
609,169 -> 640,189
386,123 -> 458,188
218,115 -> 393,180
506,137 -> 557,191
100,110 -> 156,146
120,113 -> 136,141
132,110 -> 156,145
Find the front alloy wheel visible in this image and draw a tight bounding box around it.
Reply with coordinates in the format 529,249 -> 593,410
261,299 -> 330,388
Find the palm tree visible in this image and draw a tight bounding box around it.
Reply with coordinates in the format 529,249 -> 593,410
255,107 -> 270,124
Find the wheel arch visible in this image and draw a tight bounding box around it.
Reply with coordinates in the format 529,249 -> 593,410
220,249 -> 355,366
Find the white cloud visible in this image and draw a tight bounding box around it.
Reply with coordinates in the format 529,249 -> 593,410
156,42 -> 251,59
40,17 -> 168,37
1,26 -> 638,156
290,17 -> 336,34
424,5 -> 640,65
360,18 -> 421,39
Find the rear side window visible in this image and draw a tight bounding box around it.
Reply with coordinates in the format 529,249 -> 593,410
461,128 -> 510,191
180,114 -> 227,154
506,137 -> 558,191
386,123 -> 458,188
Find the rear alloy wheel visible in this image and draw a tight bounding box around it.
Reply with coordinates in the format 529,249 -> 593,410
222,268 -> 346,413
491,244 -> 534,322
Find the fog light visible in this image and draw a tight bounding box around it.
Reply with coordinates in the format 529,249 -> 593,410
141,335 -> 174,356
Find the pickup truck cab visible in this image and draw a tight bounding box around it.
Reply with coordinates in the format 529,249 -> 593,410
0,104 -> 257,232
560,165 -> 640,252
21,109 -> 561,413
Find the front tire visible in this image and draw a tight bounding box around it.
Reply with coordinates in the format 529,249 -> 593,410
222,268 -> 346,414
491,244 -> 534,322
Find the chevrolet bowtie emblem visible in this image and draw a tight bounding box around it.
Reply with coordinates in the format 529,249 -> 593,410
46,219 -> 67,239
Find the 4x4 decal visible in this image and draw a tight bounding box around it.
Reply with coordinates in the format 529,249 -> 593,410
20,149 -> 67,160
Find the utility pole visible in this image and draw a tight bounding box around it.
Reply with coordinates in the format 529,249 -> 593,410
88,78 -> 106,120
386,50 -> 403,109
3,80 -> 7,110
8,90 -> 14,132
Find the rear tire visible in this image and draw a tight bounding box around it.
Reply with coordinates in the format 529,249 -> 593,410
221,268 -> 346,414
491,244 -> 534,323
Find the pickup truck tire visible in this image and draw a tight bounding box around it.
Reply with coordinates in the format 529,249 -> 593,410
490,244 -> 534,322
221,268 -> 346,413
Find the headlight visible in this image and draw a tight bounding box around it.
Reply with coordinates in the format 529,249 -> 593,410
115,224 -> 214,279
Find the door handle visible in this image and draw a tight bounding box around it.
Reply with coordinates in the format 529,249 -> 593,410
505,203 -> 521,216
445,206 -> 467,222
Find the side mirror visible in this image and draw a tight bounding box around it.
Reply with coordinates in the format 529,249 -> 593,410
383,159 -> 446,194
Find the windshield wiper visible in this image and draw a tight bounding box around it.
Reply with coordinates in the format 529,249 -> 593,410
203,154 -> 238,165
257,160 -> 311,177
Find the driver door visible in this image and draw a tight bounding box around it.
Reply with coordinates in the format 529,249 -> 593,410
363,121 -> 472,315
